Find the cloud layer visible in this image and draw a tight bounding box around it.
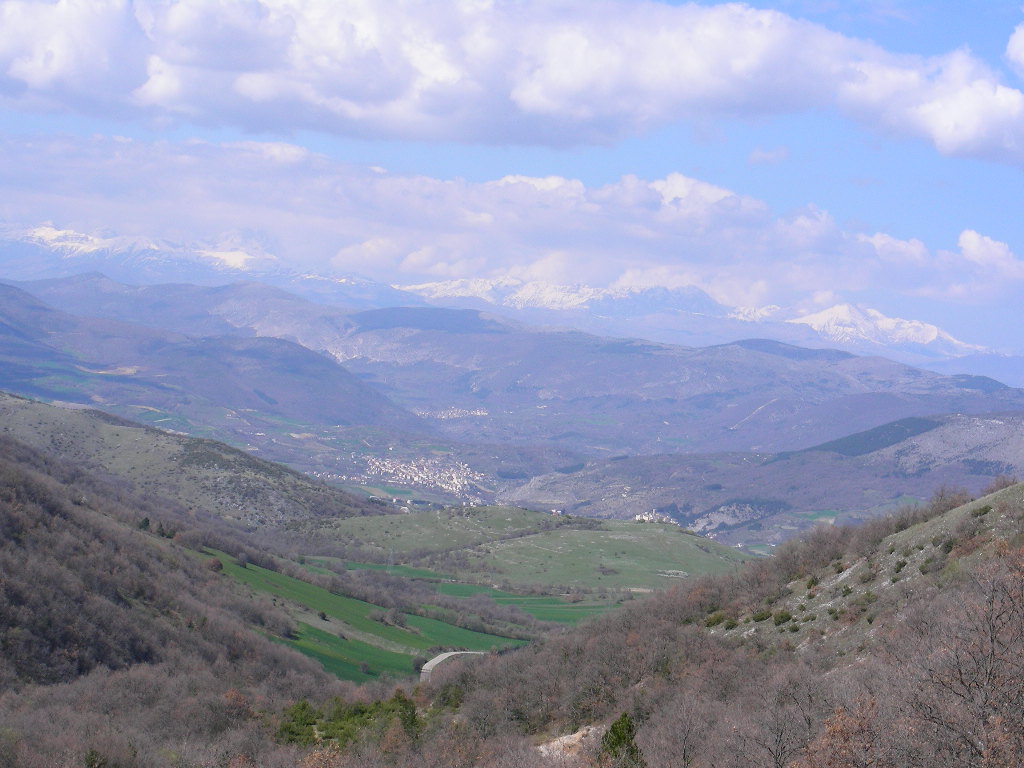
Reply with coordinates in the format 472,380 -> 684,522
3,134 -> 1022,313
2,0 -> 1024,163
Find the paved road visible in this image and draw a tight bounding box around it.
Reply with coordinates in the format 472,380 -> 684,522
419,651 -> 486,682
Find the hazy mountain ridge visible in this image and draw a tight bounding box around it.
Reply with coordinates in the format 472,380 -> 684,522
7,274 -> 1024,514
321,314 -> 1022,456
0,281 -> 433,476
399,275 -> 1005,368
6,227 -> 1020,382
0,228 -> 425,309
499,412 -> 1024,548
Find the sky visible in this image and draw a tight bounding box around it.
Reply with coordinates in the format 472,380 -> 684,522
1,0 -> 1023,349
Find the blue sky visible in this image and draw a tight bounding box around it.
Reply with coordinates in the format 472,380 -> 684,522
1,0 -> 1023,349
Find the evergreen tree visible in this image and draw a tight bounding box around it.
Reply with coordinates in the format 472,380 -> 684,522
600,712 -> 646,768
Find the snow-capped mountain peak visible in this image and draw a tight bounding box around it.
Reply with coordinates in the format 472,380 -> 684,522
21,225 -> 160,255
786,304 -> 984,356
401,278 -> 726,316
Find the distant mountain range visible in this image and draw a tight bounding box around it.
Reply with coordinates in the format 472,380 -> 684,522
4,229 -> 1024,540
403,277 -> 1012,374
0,224 -> 424,310
9,274 -> 1021,460
3,271 -> 1024,534
0,224 -> 1014,373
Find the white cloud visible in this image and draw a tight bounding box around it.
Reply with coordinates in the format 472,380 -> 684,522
1,1 -> 1024,163
1006,22 -> 1024,78
0,134 -> 1018,309
0,0 -> 148,102
955,229 -> 1024,279
858,232 -> 930,266
858,229 -> 1024,301
838,48 -> 1024,160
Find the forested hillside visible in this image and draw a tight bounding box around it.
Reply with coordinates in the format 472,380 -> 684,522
260,479 -> 1024,767
417,480 -> 1024,768
0,391 -> 383,525
0,432 -> 353,767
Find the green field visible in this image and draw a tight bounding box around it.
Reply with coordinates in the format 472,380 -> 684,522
434,583 -> 610,624
213,505 -> 753,679
282,623 -> 414,682
465,523 -> 748,588
307,557 -> 616,625
317,506 -> 750,590
207,550 -> 525,681
323,506 -> 556,553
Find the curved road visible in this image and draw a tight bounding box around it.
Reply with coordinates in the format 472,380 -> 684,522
419,651 -> 485,682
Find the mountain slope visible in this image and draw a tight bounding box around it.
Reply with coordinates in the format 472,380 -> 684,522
0,391 -> 381,525
417,484 -> 1024,768
499,412 -> 1024,547
3,392 -> 1022,767
11,275 -> 1024,456
0,282 -> 429,471
0,429 -> 351,766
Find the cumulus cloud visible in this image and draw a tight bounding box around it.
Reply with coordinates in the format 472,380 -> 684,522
954,229 -> 1024,279
859,229 -> 1024,301
1,1 -> 1024,163
4,134 -> 1017,310
0,0 -> 148,109
1006,22 -> 1024,78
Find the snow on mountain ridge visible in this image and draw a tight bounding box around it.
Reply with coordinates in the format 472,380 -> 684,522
402,278 -> 721,314
730,305 -> 783,322
10,224 -> 286,276
196,249 -> 263,269
22,225 -> 161,255
403,278 -> 599,309
406,279 -> 986,360
787,304 -> 984,355
2,223 -> 993,365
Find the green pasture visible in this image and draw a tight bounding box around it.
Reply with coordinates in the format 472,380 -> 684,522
308,557 -> 611,624
303,556 -> 450,581
316,506 -> 751,591
433,582 -> 611,624
283,622 -> 414,682
324,506 -> 562,555
207,549 -> 524,680
464,522 -> 749,589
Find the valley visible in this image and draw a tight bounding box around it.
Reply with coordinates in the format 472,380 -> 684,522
0,391 -> 748,685
4,272 -> 1024,547
2,267 -> 1024,766
6,407 -> 1015,766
